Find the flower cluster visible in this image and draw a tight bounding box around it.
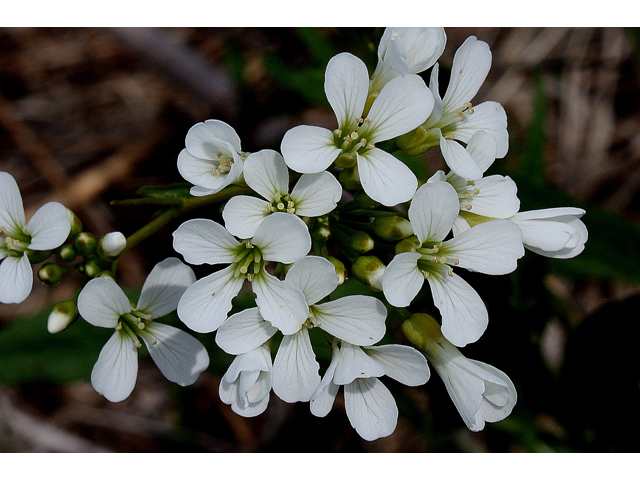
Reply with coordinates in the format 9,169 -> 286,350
0,27 -> 588,443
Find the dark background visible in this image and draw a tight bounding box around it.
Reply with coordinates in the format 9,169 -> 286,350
1,27 -> 639,452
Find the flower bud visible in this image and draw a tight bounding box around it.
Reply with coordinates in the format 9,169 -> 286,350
328,256 -> 346,285
84,259 -> 104,278
98,270 -> 115,281
395,235 -> 421,254
58,244 -> 77,262
335,152 -> 357,169
396,126 -> 440,157
351,255 -> 386,292
47,299 -> 79,334
373,216 -> 413,241
38,262 -> 63,285
339,166 -> 361,191
402,313 -> 443,352
75,232 -> 97,256
311,224 -> 331,243
352,192 -> 380,210
98,231 -> 127,258
26,249 -> 52,264
349,231 -> 374,253
66,209 -> 83,240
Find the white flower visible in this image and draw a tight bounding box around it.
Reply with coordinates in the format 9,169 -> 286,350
421,37 -> 508,179
173,212 -> 311,335
0,172 -> 70,304
420,324 -> 516,432
219,343 -> 273,417
310,341 -> 430,442
177,119 -> 246,197
510,207 -> 588,259
222,149 -> 342,239
427,131 -> 520,235
381,181 -> 524,347
77,257 -> 209,402
216,256 -> 387,404
99,231 -> 127,257
281,52 -> 433,207
371,27 -> 446,92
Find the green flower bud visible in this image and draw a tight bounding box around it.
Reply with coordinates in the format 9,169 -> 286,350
58,244 -> 77,262
66,209 -> 83,240
84,259 -> 104,278
352,192 -> 380,210
311,224 -> 331,243
27,249 -> 52,264
395,235 -> 421,254
335,152 -> 357,169
47,299 -> 79,334
98,270 -> 115,281
339,166 -> 361,191
98,231 -> 127,258
373,216 -> 413,241
38,263 -> 63,285
75,232 -> 97,256
349,231 -> 374,254
402,313 -> 443,352
351,255 -> 386,292
396,126 -> 440,157
328,256 -> 346,285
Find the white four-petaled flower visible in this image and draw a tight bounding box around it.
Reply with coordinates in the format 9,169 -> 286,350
77,257 -> 209,402
0,172 -> 71,304
281,52 -> 433,206
222,149 -> 342,239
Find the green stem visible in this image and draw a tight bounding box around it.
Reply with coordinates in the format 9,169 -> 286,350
344,209 -> 408,219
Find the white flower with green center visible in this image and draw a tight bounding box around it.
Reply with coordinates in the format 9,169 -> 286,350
281,52 -> 434,207
510,207 -> 588,259
370,27 -> 446,93
173,212 -> 311,335
222,149 -> 342,239
417,316 -> 517,432
427,131 -> 520,235
216,256 -> 387,404
309,341 -> 430,442
219,343 -> 273,418
77,257 -> 209,403
177,119 -> 246,197
381,181 -> 524,347
405,36 -> 508,180
0,172 -> 70,304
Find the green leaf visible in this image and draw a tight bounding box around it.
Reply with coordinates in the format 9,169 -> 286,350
137,183 -> 194,199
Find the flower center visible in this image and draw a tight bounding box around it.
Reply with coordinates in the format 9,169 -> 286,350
333,116 -> 378,155
0,227 -> 31,256
116,310 -> 155,348
416,241 -> 459,278
211,151 -> 235,176
233,240 -> 266,282
270,194 -> 296,214
437,102 -> 475,139
456,180 -> 481,211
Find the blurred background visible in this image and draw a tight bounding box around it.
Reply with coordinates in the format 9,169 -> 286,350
1,27 -> 639,453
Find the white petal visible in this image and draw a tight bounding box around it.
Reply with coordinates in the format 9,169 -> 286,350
177,148 -> 239,193
0,171 -> 25,236
189,186 -> 217,197
468,360 -> 517,427
176,265 -> 244,333
172,219 -> 240,265
290,172 -> 342,218
378,27 -> 446,75
364,344 -> 430,386
511,207 -> 585,222
281,125 -> 341,174
439,134 -> 483,180
356,149 -> 418,207
185,119 -> 242,156
512,208 -> 587,258
409,181 -> 459,244
333,342 -> 385,385
344,378 -> 398,441
436,359 -> 486,430
285,256 -> 338,306
462,175 -> 520,218
78,277 -> 130,328
216,307 -> 277,355
453,101 -> 509,158
442,36 -> 492,112
310,344 -> 341,418
466,130 -> 498,173
243,149 -> 290,201
91,332 -> 138,402
0,254 -> 33,304
136,257 -> 196,318
25,202 -> 71,251
427,268 -> 488,347
452,216 -> 472,236
427,63 -> 444,126
252,213 -> 311,263
222,195 -> 270,239
443,220 -> 524,275
272,328 -> 321,403
325,52 -> 370,127
381,252 -> 424,308
366,73 -> 433,143
252,272 -> 308,335
313,296 -> 387,347
141,322 -> 209,386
